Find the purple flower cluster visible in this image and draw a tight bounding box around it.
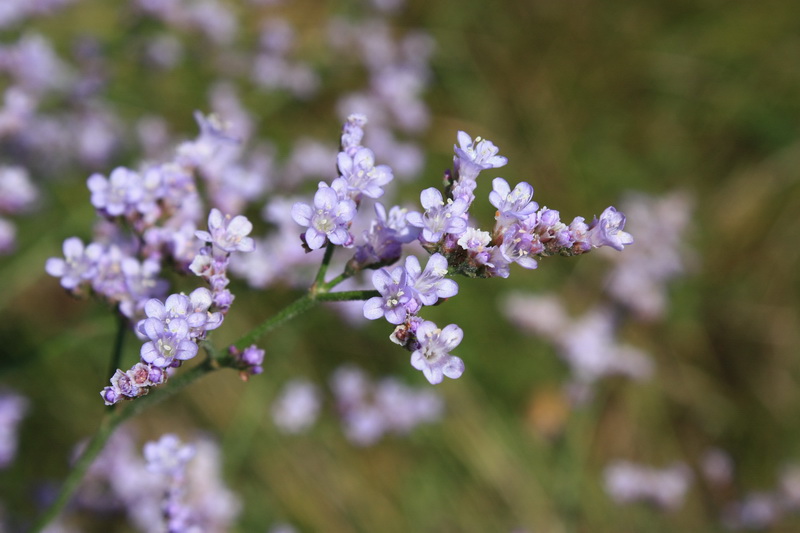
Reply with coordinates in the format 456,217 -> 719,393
0,390 -> 28,468
602,191 -> 694,320
503,294 -> 652,401
404,133 -> 632,279
329,15 -> 434,179
101,208 -> 253,405
0,165 -> 39,253
330,365 -> 444,446
70,429 -> 240,532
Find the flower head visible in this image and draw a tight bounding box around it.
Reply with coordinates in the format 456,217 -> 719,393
406,188 -> 468,244
587,207 -> 634,251
409,321 -> 465,384
337,147 -> 393,200
404,253 -> 458,306
195,208 -> 255,254
453,131 -> 507,181
363,266 -> 417,324
489,177 -> 538,228
291,181 -> 357,250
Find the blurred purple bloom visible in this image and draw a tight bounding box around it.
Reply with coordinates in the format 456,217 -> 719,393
87,167 -> 142,218
0,166 -> 37,213
409,320 -> 465,384
144,434 -> 196,477
45,236 -> 102,290
271,379 -> 321,434
340,113 -> 367,152
0,390 -> 28,468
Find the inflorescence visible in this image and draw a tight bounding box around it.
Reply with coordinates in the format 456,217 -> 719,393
46,112 -> 633,404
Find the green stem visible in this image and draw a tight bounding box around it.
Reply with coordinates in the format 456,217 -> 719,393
31,363 -> 211,532
319,290 -> 380,302
313,242 -> 337,287
232,293 -> 318,352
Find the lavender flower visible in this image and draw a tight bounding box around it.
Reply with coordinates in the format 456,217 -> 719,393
139,312 -> 198,368
587,206 -> 633,251
406,188 -> 468,244
489,177 -> 538,227
409,320 -> 465,384
231,344 -> 265,376
87,167 -> 142,218
340,113 -> 367,152
404,253 -> 458,306
337,147 -> 393,200
363,265 -> 416,324
351,202 -> 418,269
195,207 -> 255,254
453,131 -> 507,181
76,429 -> 240,531
291,181 -> 357,250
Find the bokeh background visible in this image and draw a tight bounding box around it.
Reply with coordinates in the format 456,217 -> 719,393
2,0 -> 800,531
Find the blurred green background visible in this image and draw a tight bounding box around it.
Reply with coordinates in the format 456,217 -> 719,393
2,0 -> 800,531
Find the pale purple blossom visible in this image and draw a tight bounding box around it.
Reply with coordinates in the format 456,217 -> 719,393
352,203 -> 419,268
231,344 -> 265,376
363,265 -> 416,324
76,429 -> 240,531
404,253 -> 458,306
453,131 -> 507,181
498,224 -> 542,272
291,182 -> 357,250
409,320 -> 465,384
489,177 -> 538,227
406,188 -> 468,243
587,206 -> 633,251
337,147 -> 393,200
139,314 -> 198,368
602,192 -> 693,320
456,227 -> 493,266
195,208 -> 255,254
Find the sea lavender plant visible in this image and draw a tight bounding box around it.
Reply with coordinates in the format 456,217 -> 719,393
38,112 -> 631,530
